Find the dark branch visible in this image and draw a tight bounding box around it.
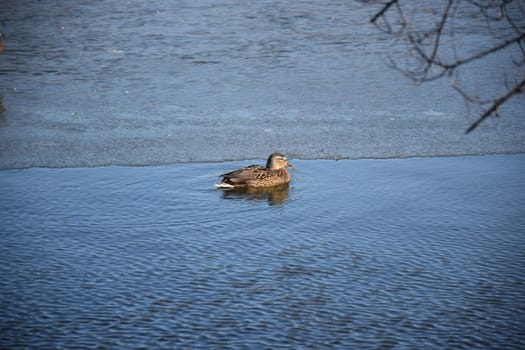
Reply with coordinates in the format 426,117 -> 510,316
371,0 -> 525,132
440,32 -> 525,70
422,0 -> 455,79
466,77 -> 525,133
371,0 -> 398,24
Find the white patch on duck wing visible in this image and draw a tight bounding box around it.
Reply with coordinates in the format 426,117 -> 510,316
215,182 -> 234,188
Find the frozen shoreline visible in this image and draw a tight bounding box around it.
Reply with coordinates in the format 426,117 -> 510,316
1,113 -> 525,171
1,102 -> 524,170
1,150 -> 524,170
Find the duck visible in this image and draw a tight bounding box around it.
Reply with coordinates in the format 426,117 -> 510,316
216,152 -> 294,188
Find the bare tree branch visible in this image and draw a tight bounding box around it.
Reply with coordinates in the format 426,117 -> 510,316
370,0 -> 399,24
371,0 -> 525,132
439,32 -> 525,70
465,77 -> 525,133
422,0 -> 455,79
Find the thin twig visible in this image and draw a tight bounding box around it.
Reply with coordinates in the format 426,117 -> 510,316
371,0 -> 399,24
465,77 -> 525,133
440,32 -> 525,69
422,0 -> 455,79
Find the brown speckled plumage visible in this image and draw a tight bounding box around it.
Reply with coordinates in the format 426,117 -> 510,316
216,152 -> 294,188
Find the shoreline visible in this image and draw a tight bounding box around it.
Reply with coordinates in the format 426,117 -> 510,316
1,151 -> 523,171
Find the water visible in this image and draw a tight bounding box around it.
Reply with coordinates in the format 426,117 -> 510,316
1,0 -> 524,169
1,0 -> 524,347
1,154 -> 524,349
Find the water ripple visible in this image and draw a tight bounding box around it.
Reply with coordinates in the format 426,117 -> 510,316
1,155 -> 525,349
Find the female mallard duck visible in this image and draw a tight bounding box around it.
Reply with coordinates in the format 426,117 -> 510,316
216,152 -> 294,188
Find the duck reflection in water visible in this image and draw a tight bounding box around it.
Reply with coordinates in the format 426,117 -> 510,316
220,183 -> 290,206
215,152 -> 294,205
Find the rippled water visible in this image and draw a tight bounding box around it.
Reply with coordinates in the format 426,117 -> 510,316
1,154 -> 524,349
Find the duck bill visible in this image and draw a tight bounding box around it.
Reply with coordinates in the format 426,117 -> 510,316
286,164 -> 295,170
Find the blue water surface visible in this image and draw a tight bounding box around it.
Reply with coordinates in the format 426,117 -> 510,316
1,154 -> 524,349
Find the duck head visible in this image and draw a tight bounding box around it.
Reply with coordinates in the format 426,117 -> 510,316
266,152 -> 294,170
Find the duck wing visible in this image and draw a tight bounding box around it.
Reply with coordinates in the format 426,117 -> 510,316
219,164 -> 267,186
